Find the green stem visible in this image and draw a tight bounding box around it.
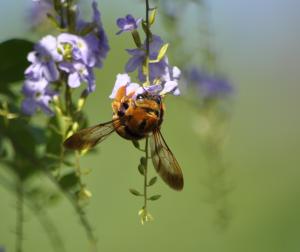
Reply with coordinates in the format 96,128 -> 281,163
65,82 -> 72,117
143,137 -> 149,209
75,151 -> 84,188
145,0 -> 150,84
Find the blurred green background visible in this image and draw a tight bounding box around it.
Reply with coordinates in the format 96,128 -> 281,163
1,0 -> 300,251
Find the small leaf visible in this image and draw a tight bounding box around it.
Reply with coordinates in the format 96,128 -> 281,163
129,188 -> 143,196
149,8 -> 157,25
148,194 -> 161,201
147,176 -> 157,186
131,30 -> 142,48
138,164 -> 145,175
156,43 -> 169,62
140,157 -> 147,166
132,140 -> 140,149
62,160 -> 75,167
59,172 -> 79,190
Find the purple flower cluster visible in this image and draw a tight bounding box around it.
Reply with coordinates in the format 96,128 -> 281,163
113,14 -> 181,100
22,1 -> 109,116
187,68 -> 233,99
109,66 -> 180,100
125,35 -> 169,83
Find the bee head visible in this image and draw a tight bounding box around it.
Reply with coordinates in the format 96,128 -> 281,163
135,93 -> 162,104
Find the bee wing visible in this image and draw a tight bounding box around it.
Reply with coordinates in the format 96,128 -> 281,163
150,129 -> 184,190
64,120 -> 120,151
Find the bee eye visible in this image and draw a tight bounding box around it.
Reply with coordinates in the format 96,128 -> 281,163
136,94 -> 144,100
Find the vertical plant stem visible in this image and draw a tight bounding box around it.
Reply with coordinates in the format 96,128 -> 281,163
65,82 -> 72,117
143,137 -> 149,209
145,0 -> 150,84
75,151 -> 84,188
15,178 -> 24,252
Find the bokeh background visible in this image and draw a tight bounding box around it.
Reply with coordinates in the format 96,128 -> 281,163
1,0 -> 300,251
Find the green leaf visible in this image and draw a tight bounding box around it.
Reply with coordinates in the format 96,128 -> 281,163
129,188 -> 143,196
138,164 -> 145,175
149,8 -> 157,26
151,43 -> 169,63
132,140 -> 140,149
148,194 -> 161,201
0,39 -> 34,87
131,30 -> 142,48
59,172 -> 79,190
140,157 -> 147,166
147,176 -> 157,186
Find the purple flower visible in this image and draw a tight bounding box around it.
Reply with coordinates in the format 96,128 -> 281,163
125,35 -> 168,82
187,68 -> 233,99
109,72 -> 181,100
27,0 -> 52,28
57,33 -> 93,66
116,15 -> 142,35
160,60 -> 181,95
59,62 -> 95,93
21,78 -> 56,115
77,0 -> 110,68
109,73 -> 140,99
25,35 -> 62,82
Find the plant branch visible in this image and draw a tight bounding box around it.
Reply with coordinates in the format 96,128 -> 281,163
145,0 -> 150,84
143,137 -> 149,209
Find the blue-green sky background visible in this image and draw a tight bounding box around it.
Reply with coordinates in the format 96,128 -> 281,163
1,1 -> 300,252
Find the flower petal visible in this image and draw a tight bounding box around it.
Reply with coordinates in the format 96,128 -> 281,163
37,95 -> 54,115
125,56 -> 143,72
68,72 -> 81,88
172,66 -> 181,79
22,98 -> 37,115
109,73 -> 131,99
116,18 -> 126,28
126,83 -> 140,96
43,61 -> 59,82
160,81 -> 178,95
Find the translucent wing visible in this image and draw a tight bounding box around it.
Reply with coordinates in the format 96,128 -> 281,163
64,120 -> 120,151
150,129 -> 184,190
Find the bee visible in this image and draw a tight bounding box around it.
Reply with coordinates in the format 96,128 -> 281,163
64,85 -> 184,190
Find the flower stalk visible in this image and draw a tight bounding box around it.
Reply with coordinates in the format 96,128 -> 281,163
145,0 -> 150,85
143,137 -> 149,210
